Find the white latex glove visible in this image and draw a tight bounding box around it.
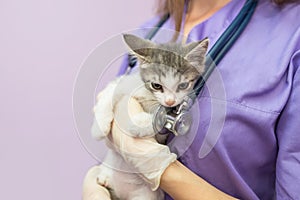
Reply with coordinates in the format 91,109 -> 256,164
107,95 -> 177,191
82,166 -> 111,200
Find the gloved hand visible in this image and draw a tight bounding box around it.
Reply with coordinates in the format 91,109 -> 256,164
107,95 -> 177,191
83,95 -> 177,199
82,165 -> 111,200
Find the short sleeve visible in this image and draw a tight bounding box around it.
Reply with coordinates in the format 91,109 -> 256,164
275,50 -> 300,199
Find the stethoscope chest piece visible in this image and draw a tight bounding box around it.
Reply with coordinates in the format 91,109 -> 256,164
153,96 -> 194,136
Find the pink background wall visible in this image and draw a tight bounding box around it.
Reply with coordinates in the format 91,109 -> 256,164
0,1 -> 155,199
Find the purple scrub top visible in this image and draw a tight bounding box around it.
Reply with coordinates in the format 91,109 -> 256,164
118,0 -> 300,199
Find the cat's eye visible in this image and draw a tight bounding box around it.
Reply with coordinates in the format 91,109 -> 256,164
151,82 -> 162,90
178,82 -> 189,90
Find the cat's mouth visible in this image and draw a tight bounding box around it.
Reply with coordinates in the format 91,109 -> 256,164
161,102 -> 180,108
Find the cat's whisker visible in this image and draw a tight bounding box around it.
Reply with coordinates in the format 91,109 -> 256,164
137,99 -> 156,104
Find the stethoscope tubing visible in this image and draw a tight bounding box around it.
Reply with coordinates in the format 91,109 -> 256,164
193,0 -> 258,98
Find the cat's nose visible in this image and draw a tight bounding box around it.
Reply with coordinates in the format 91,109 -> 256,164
165,99 -> 175,106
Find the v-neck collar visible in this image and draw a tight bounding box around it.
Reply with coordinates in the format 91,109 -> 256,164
183,0 -> 246,47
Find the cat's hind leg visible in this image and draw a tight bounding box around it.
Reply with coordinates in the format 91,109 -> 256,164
96,164 -> 113,188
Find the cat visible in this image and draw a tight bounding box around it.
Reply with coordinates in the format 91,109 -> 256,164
91,34 -> 209,200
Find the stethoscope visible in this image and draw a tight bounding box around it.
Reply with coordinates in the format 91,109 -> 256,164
123,0 -> 258,136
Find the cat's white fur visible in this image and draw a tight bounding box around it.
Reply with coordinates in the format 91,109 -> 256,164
91,72 -> 164,200
91,35 -> 209,200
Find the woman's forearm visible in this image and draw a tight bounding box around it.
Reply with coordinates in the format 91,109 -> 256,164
160,160 -> 238,200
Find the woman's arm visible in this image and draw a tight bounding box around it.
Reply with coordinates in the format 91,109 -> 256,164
160,161 -> 238,200
275,52 -> 300,199
85,95 -> 239,199
111,96 -> 238,199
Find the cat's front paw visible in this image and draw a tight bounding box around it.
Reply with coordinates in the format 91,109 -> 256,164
128,112 -> 155,138
98,112 -> 114,135
91,111 -> 114,140
92,95 -> 115,140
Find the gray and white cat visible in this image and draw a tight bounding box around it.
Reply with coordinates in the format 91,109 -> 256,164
91,34 -> 209,200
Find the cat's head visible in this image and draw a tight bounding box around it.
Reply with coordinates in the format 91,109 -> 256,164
123,34 -> 209,107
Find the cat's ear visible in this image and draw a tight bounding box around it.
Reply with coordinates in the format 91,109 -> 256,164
123,34 -> 154,62
184,38 -> 209,73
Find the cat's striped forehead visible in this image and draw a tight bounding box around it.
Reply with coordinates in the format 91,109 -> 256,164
139,47 -> 191,72
145,65 -> 182,82
140,62 -> 199,84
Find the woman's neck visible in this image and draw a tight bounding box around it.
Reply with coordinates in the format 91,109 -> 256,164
187,0 -> 232,21
183,0 -> 232,38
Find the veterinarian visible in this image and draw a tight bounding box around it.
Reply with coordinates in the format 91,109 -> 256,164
83,0 -> 300,199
